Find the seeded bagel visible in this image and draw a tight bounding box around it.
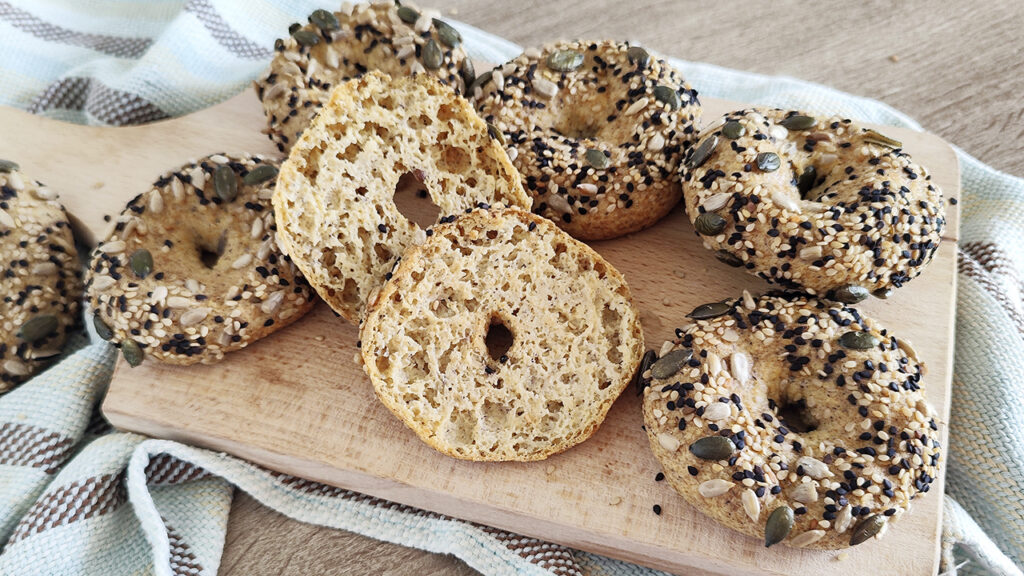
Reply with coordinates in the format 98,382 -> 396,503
361,206 -> 643,461
682,108 -> 945,301
1,162 -> 82,391
273,71 -> 530,322
475,40 -> 701,240
256,2 -> 471,152
86,154 -> 314,366
641,292 -> 941,549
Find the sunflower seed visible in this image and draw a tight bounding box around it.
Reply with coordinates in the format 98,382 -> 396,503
863,129 -> 902,149
33,186 -> 57,201
397,5 -> 419,23
29,262 -> 57,275
833,284 -> 869,304
486,122 -> 505,145
698,479 -> 735,498
292,29 -> 320,47
790,530 -> 826,548
657,432 -> 681,452
703,402 -> 731,421
791,481 -> 818,504
694,212 -> 726,235
701,192 -> 732,212
652,85 -> 680,110
261,291 -> 285,315
179,307 -> 210,327
93,315 -> 114,341
706,351 -> 722,377
781,114 -> 816,131
731,351 -> 751,384
433,18 -> 461,47
756,151 -> 781,172
650,348 -> 692,379
585,148 -> 609,170
835,505 -> 854,533
688,301 -> 732,320
91,275 -> 116,291
770,189 -> 801,212
167,296 -> 191,309
310,9 -> 339,30
0,159 -> 19,173
148,190 -> 164,214
626,46 -> 650,67
850,514 -> 887,546
232,254 -> 253,269
839,331 -> 879,350
689,436 -> 735,460
121,340 -> 143,367
3,359 -> 30,376
685,135 -> 718,169
422,39 -> 443,69
896,337 -> 920,364
152,285 -> 168,304
18,314 -> 58,343
214,165 -> 238,202
799,245 -> 823,260
0,209 -> 16,230
129,248 -> 153,279
243,164 -> 278,186
624,97 -> 649,116
647,133 -> 665,152
796,456 -> 833,479
715,250 -> 744,267
546,49 -> 583,72
797,165 -> 817,196
764,506 -> 794,548
7,171 -> 24,191
722,120 -> 745,139
742,489 -> 761,521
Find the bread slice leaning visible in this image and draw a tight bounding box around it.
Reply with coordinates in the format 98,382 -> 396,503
273,71 -> 530,322
360,206 -> 644,461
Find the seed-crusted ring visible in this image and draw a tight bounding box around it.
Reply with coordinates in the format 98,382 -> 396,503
86,154 -> 315,366
641,292 -> 941,549
475,40 -> 701,240
682,108 -> 946,300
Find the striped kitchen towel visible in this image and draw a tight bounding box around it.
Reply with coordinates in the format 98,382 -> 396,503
1,2 -> 1022,576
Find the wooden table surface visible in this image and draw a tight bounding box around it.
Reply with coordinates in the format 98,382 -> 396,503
219,1 -> 1024,574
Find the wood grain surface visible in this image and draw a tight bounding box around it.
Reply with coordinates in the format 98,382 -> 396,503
213,1 -> 1022,574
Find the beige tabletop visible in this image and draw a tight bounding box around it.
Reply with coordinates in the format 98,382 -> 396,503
219,1 -> 1024,574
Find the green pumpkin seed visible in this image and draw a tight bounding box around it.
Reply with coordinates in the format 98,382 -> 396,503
833,284 -> 869,304
764,506 -> 795,548
781,114 -> 816,131
460,58 -> 476,87
689,436 -> 735,461
688,301 -> 732,320
756,152 -> 780,172
310,9 -> 339,31
850,514 -> 887,546
715,250 -> 744,267
694,212 -> 726,236
214,165 -> 238,202
292,29 -> 320,47
797,165 -> 817,196
121,340 -> 144,367
242,164 -> 278,186
626,46 -> 650,67
18,314 -> 58,343
469,70 -> 492,94
863,129 -> 902,149
0,159 -> 19,173
486,122 -> 505,145
433,18 -> 461,47
634,349 -> 658,395
722,121 -> 745,139
650,348 -> 693,380
839,331 -> 880,350
93,315 -> 114,341
397,5 -> 419,23
129,248 -> 154,279
585,148 -> 609,170
652,85 -> 680,111
422,39 -> 443,70
872,287 -> 892,299
685,135 -> 718,169
287,22 -> 301,34
546,49 -> 584,72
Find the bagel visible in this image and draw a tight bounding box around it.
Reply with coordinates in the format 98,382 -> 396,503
475,40 -> 701,240
682,108 -> 946,301
361,206 -> 644,461
86,154 -> 315,366
641,291 -> 941,549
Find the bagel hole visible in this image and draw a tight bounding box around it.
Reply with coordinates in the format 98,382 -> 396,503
198,232 -> 227,269
485,317 -> 514,362
393,171 -> 440,228
777,398 -> 819,434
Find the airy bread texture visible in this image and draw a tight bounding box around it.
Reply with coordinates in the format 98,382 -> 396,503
361,207 -> 644,461
274,71 -> 531,322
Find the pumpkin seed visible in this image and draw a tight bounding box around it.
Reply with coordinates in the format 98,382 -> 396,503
486,122 -> 505,145
121,340 -> 143,367
685,135 -> 718,169
722,120 -> 745,139
781,114 -> 816,131
833,284 -> 869,304
839,330 -> 880,350
634,349 -> 658,395
422,39 -> 443,69
433,18 -> 461,47
242,164 -> 278,186
850,514 -> 887,546
797,165 -> 817,196
18,314 -> 58,343
292,29 -> 320,47
0,159 -> 19,173
650,348 -> 693,379
585,148 -> 609,170
129,248 -> 154,279
688,301 -> 732,320
397,5 -> 419,23
689,436 -> 735,461
715,250 -> 744,267
652,85 -> 680,110
310,9 -> 339,31
459,58 -> 476,87
626,46 -> 650,67
694,212 -> 726,236
214,165 -> 238,202
756,151 -> 780,172
872,287 -> 892,299
546,49 -> 584,72
764,506 -> 795,548
469,70 -> 492,94
93,315 -> 114,341
863,129 -> 902,149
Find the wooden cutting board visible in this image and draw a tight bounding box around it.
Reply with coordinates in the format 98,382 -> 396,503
0,90 -> 959,576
